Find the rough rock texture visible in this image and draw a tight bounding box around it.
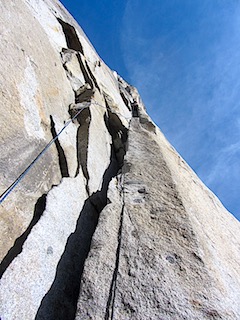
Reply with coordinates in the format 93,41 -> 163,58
0,1 -> 239,320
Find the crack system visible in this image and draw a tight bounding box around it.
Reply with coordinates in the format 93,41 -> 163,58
85,60 -> 101,92
36,110 -> 129,320
1,15 -> 131,320
77,53 -> 94,89
103,111 -> 130,320
105,177 -> 125,320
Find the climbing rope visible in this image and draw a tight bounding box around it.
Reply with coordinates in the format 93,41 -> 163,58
0,98 -> 132,204
91,99 -> 132,120
0,105 -> 89,204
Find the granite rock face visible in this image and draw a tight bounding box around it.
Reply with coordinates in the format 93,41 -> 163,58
0,1 -> 239,320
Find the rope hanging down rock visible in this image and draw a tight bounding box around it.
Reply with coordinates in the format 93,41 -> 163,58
0,105 -> 89,204
0,99 -> 131,204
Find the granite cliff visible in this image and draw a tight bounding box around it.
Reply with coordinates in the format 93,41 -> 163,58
0,1 -> 240,319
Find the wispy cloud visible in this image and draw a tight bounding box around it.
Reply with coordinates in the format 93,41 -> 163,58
121,0 -> 240,219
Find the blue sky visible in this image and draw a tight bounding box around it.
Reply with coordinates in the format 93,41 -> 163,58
60,0 -> 240,221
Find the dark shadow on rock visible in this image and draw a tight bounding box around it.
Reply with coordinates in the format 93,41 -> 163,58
77,53 -> 94,89
57,18 -> 84,54
50,115 -> 69,178
36,110 -> 129,320
0,194 -> 47,279
85,60 -> 100,92
74,109 -> 91,183
35,147 -> 119,320
104,109 -> 128,166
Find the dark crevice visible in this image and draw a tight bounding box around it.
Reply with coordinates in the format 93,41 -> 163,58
104,107 -> 128,167
105,199 -> 125,320
35,114 -> 129,320
74,84 -> 94,104
35,146 -> 119,320
76,53 -> 94,88
131,100 -> 139,118
103,110 -> 129,319
50,116 -> 69,178
0,194 -> 47,279
57,18 -> 84,54
120,91 -> 131,111
85,60 -> 100,92
74,109 -> 91,190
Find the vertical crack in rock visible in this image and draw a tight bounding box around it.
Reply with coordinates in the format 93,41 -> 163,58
104,107 -> 128,167
131,100 -> 139,118
57,18 -> 84,54
36,114 -> 129,320
117,77 -> 134,111
35,148 -> 119,320
77,53 -> 94,89
75,108 -> 91,190
120,91 -> 131,110
85,60 -> 100,92
0,194 -> 47,279
105,183 -> 125,320
0,2 -> 239,319
50,115 -> 69,178
103,111 -> 129,320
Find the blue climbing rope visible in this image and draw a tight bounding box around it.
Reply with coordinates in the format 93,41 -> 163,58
0,106 -> 88,204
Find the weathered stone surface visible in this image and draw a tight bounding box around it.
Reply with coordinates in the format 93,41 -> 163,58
76,177 -> 124,320
0,174 -> 87,320
0,1 -> 239,320
77,114 -> 240,320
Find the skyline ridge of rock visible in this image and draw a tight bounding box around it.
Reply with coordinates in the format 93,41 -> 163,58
0,1 -> 239,319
